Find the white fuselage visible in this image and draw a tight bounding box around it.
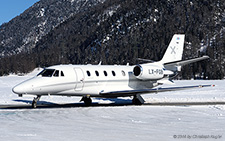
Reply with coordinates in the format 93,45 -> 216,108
13,64 -> 159,97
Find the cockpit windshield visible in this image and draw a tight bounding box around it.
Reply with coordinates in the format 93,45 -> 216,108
37,69 -> 55,77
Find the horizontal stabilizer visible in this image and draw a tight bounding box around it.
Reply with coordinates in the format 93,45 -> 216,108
164,55 -> 209,67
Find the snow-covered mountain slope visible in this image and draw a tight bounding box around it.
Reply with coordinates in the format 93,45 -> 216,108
0,0 -> 224,79
0,0 -> 106,56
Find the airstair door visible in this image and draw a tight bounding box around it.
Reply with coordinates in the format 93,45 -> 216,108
74,68 -> 84,91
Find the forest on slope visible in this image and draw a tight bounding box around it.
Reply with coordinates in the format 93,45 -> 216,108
0,0 -> 224,79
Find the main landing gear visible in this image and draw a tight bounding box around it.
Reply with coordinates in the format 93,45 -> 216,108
132,94 -> 145,105
80,95 -> 144,106
80,95 -> 92,106
32,95 -> 41,108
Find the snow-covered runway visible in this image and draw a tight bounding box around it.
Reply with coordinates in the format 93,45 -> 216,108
0,70 -> 224,140
0,104 -> 224,141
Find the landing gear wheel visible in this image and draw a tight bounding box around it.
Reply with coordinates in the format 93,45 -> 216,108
132,94 -> 145,105
32,95 -> 41,108
84,98 -> 92,106
80,95 -> 92,106
132,98 -> 142,105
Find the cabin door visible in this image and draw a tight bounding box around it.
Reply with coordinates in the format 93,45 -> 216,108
74,68 -> 84,91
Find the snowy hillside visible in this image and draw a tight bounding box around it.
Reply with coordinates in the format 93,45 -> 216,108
0,70 -> 224,140
0,0 -> 106,56
0,0 -> 225,79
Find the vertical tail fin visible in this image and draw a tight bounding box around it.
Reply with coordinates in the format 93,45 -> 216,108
160,34 -> 185,64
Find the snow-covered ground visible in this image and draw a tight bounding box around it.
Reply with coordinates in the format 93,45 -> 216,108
0,69 -> 224,140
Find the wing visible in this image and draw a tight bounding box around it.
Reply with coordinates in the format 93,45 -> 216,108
99,85 -> 214,97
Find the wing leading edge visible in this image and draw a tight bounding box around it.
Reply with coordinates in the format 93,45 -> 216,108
99,85 -> 214,97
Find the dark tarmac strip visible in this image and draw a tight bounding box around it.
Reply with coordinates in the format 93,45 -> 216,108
1,101 -> 225,109
145,101 -> 225,106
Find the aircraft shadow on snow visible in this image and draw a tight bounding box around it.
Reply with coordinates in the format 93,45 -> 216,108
1,98 -> 225,110
0,98 -> 134,109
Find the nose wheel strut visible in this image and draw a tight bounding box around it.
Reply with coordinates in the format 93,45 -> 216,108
32,95 -> 41,108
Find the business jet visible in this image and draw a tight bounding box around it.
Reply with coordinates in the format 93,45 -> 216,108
12,34 -> 212,108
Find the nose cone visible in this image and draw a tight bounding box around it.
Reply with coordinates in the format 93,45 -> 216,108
12,77 -> 38,95
12,84 -> 25,94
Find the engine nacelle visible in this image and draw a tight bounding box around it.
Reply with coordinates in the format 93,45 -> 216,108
133,65 -> 170,80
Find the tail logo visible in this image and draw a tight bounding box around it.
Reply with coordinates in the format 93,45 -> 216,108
170,46 -> 176,54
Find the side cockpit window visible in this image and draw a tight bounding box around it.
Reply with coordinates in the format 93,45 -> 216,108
53,70 -> 59,77
61,71 -> 64,76
37,69 -> 55,77
37,69 -> 65,77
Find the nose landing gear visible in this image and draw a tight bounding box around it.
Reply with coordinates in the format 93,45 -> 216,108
32,95 -> 41,108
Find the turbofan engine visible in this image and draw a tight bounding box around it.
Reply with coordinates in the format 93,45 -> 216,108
133,65 -> 173,80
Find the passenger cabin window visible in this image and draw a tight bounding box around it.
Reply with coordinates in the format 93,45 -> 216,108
53,70 -> 59,77
95,71 -> 99,76
112,71 -> 116,76
87,71 -> 91,77
103,71 -> 107,76
37,69 -> 55,77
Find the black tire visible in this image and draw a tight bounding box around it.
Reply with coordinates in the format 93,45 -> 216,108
132,98 -> 142,105
84,97 -> 92,106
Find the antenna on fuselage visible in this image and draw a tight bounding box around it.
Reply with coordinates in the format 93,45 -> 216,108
137,58 -> 155,63
98,61 -> 102,65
